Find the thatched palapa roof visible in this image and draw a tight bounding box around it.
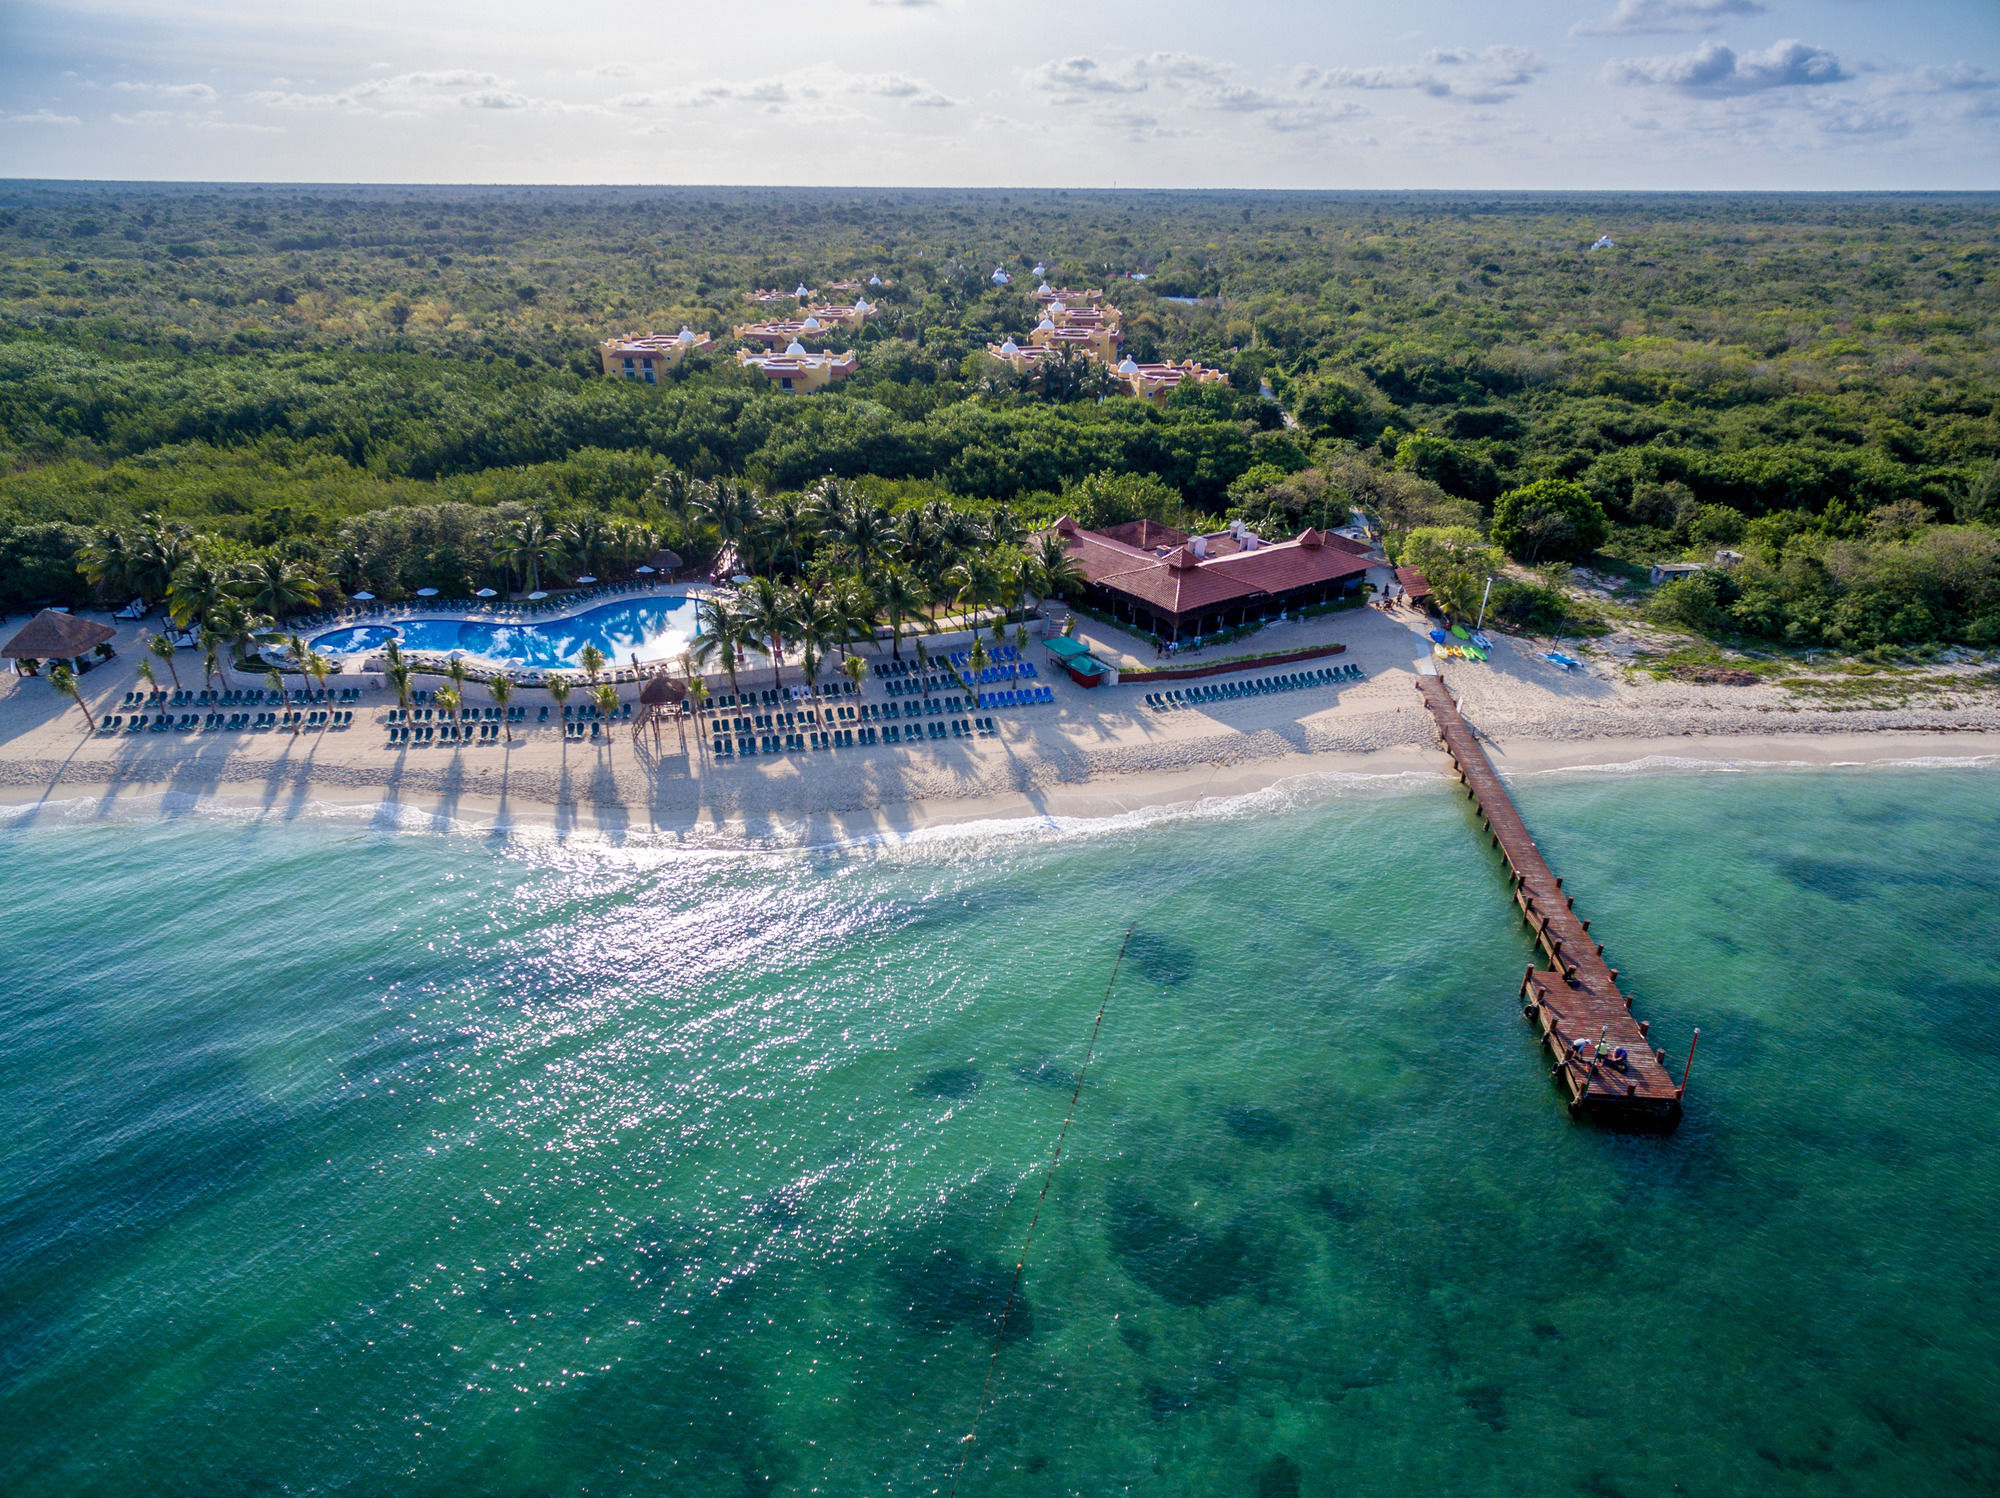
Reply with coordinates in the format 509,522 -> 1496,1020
639,672 -> 686,706
2,609 -> 117,660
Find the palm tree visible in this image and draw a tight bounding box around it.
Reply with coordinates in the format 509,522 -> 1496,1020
685,673 -> 710,723
791,586 -> 840,689
561,514 -> 608,582
200,628 -> 225,692
843,651 -> 868,698
48,663 -> 95,732
943,554 -> 999,633
699,478 -> 763,560
691,597 -> 747,701
134,656 -> 158,697
592,683 -> 620,731
893,507 -> 934,588
739,576 -> 797,689
436,685 -> 461,736
645,466 -> 700,545
1032,533 -> 1086,606
579,644 -> 606,686
806,475 -> 858,539
488,675 -> 513,741
875,568 -> 927,660
266,667 -> 291,726
148,633 -> 182,691
388,660 -> 413,710
547,674 -> 572,727
78,528 -> 136,601
507,513 -> 563,595
962,635 -> 989,695
237,554 -> 319,620
304,650 -> 333,709
209,598 -> 269,676
831,579 -> 879,660
447,656 -> 469,700
986,504 -> 1026,557
130,518 -> 198,603
764,491 -> 815,575
166,557 -> 230,631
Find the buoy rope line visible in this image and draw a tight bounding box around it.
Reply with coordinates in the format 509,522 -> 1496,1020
949,924 -> 1134,1498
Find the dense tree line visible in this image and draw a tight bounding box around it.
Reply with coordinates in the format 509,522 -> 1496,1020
3,184 -> 1997,650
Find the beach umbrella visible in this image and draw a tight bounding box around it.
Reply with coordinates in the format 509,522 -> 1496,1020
731,573 -> 751,584
350,591 -> 376,602
475,588 -> 498,598
416,587 -> 440,598
635,566 -> 656,575
527,590 -> 549,600
577,575 -> 598,585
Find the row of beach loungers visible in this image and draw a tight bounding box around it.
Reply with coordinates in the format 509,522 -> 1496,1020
387,722 -> 508,744
99,710 -> 355,734
713,716 -> 1001,757
388,706 -> 527,723
121,686 -> 364,708
1145,664 -> 1364,711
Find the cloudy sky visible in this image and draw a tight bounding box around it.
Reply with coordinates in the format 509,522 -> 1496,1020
3,0 -> 1996,187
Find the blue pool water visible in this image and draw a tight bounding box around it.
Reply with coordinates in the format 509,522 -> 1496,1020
311,595 -> 699,670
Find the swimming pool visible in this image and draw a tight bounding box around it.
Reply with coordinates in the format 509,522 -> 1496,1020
309,595 -> 700,671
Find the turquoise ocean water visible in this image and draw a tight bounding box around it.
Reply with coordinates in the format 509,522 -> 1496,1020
2,763 -> 1997,1496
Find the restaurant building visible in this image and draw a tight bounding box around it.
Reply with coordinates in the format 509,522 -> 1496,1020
1043,515 -> 1374,641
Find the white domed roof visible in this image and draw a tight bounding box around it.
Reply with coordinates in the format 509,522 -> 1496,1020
675,326 -> 696,342
854,297 -> 870,311
868,274 -> 882,285
1000,339 -> 1020,355
801,315 -> 822,330
1036,282 -> 1052,294
1036,317 -> 1055,331
785,340 -> 807,355
1048,300 -> 1065,313
793,283 -> 810,296
1118,358 -> 1139,374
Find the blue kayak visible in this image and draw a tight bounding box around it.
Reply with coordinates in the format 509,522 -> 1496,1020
1428,629 -> 1448,643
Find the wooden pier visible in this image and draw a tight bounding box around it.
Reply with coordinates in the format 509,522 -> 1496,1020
1417,676 -> 1685,1128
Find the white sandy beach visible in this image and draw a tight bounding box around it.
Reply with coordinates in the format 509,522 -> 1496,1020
4,601 -> 1996,842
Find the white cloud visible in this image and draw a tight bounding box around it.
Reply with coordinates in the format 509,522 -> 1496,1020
1571,0 -> 1766,38
1895,65 -> 1999,96
109,81 -> 218,101
247,69 -> 573,115
620,66 -> 958,115
1299,45 -> 1548,104
6,110 -> 82,126
847,72 -> 958,107
1026,56 -> 1147,98
1605,38 -> 1847,94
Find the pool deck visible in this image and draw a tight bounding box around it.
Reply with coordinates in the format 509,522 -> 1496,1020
1417,675 -> 1686,1128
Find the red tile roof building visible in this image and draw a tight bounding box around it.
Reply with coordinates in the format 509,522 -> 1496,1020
1031,284 -> 1104,305
1042,516 -> 1375,640
1110,357 -> 1230,404
599,329 -> 716,381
